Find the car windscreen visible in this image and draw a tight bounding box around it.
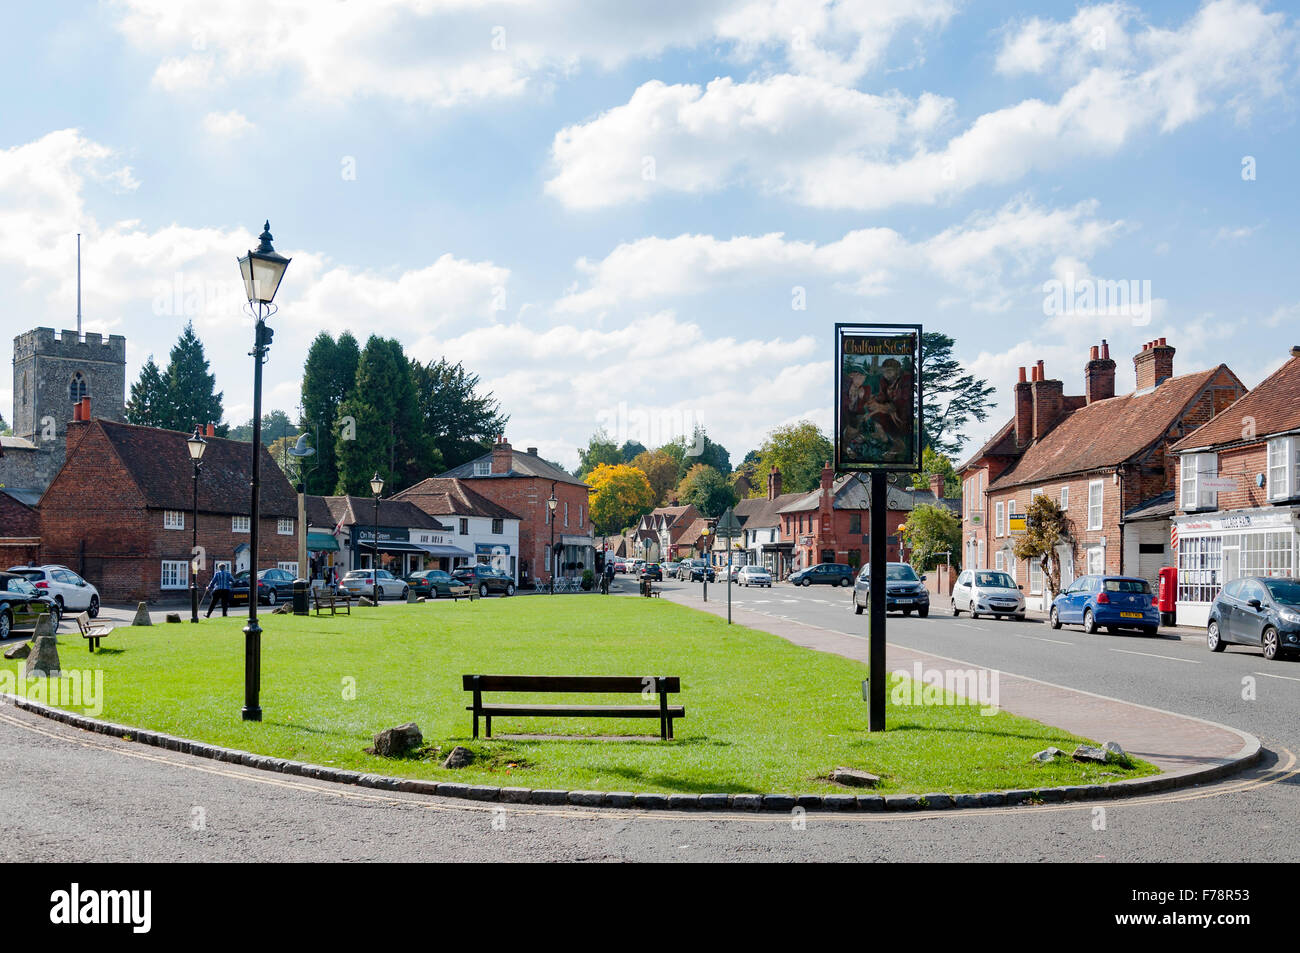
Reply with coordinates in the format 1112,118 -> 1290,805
1264,579 -> 1300,605
975,572 -> 1015,589
1,577 -> 37,595
885,565 -> 918,581
1103,579 -> 1151,593
7,569 -> 41,581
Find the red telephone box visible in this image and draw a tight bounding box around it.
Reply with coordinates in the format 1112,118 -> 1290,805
1157,565 -> 1178,626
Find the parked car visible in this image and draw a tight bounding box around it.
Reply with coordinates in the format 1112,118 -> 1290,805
613,559 -> 629,573
951,569 -> 1024,620
853,562 -> 930,617
662,561 -> 680,576
641,563 -> 663,581
231,567 -> 300,606
737,565 -> 772,588
406,569 -> 470,599
339,569 -> 409,601
0,571 -> 60,638
452,564 -> 516,597
1050,575 -> 1159,635
1207,576 -> 1300,661
7,564 -> 101,619
790,563 -> 855,587
679,559 -> 715,582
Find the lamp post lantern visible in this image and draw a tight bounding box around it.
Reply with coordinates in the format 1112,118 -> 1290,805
370,473 -> 384,605
547,488 -> 558,594
187,426 -> 208,623
236,220 -> 290,722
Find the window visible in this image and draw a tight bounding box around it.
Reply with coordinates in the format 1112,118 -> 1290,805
277,518 -> 294,535
1029,558 -> 1044,594
277,561 -> 298,576
849,514 -> 861,534
1240,531 -> 1293,578
1031,487 -> 1045,500
459,518 -> 469,535
1087,545 -> 1105,575
163,510 -> 184,530
995,502 -> 1004,537
1267,437 -> 1296,501
564,502 -> 569,526
1060,486 -> 1069,510
232,516 -> 250,533
161,560 -> 188,590
1087,480 -> 1103,530
994,550 -> 1004,571
474,461 -> 490,476
1180,453 -> 1218,511
491,518 -> 504,535
578,505 -> 584,527
69,372 -> 88,403
1177,535 -> 1222,603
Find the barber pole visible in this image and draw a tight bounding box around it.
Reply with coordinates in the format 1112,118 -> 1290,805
1170,523 -> 1178,554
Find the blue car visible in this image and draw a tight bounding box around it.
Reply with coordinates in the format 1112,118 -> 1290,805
1049,575 -> 1159,635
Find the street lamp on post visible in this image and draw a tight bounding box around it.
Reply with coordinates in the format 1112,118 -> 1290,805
187,426 -> 208,623
370,473 -> 384,604
236,221 -> 291,723
547,489 -> 558,594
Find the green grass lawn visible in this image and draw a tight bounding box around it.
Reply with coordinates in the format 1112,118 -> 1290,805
11,598 -> 1156,795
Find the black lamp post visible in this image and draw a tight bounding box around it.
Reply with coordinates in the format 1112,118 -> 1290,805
370,473 -> 384,604
236,221 -> 291,722
547,489 -> 558,594
187,426 -> 207,623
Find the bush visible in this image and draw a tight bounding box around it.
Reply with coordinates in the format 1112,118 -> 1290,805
581,569 -> 595,591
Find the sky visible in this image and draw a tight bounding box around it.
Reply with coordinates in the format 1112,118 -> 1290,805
1,0 -> 1297,470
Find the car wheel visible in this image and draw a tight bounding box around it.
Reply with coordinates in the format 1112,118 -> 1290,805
506,583 -> 515,596
266,589 -> 276,606
1083,609 -> 1098,634
0,610 -> 10,640
1142,626 -> 1158,636
969,600 -> 979,620
1207,620 -> 1226,652
801,578 -> 811,587
479,583 -> 489,598
951,603 -> 961,616
918,607 -> 929,619
88,595 -> 100,619
377,587 -> 385,600
1049,607 -> 1061,630
54,595 -> 65,612
1262,626 -> 1281,661
840,577 -> 851,587
854,603 -> 864,615
401,586 -> 410,600
49,603 -> 62,630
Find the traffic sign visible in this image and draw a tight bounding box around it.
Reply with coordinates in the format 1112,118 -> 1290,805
716,507 -> 743,539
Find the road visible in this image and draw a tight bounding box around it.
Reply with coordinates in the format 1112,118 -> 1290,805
1,576 -> 1296,862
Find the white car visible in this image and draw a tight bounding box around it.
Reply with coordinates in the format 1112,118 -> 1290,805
340,569 -> 408,600
737,565 -> 772,587
7,564 -> 101,620
951,569 -> 1025,620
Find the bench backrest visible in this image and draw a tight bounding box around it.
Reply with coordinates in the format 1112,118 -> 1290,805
73,612 -> 90,635
462,674 -> 680,694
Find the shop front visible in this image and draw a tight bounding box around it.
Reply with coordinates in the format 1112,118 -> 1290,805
306,531 -> 340,585
1173,507 -> 1300,628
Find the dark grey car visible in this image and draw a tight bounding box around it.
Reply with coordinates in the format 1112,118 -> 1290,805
1207,576 -> 1300,660
853,561 -> 930,617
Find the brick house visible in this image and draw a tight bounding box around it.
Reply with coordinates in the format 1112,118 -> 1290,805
958,339 -> 1246,609
437,437 -> 592,586
1169,346 -> 1300,627
0,489 -> 40,568
636,503 -> 703,562
778,462 -> 951,571
38,415 -> 299,603
306,495 -> 456,581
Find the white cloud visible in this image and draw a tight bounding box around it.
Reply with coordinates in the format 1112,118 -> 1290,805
200,110 -> 254,139
549,1 -> 1295,210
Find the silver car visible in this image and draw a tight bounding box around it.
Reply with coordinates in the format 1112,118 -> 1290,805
951,569 -> 1025,620
737,565 -> 772,587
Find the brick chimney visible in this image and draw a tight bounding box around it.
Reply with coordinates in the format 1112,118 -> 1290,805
820,461 -> 834,491
1085,339 -> 1116,404
929,472 -> 946,500
526,446 -> 538,456
67,397 -> 91,450
1134,338 -> 1175,391
1030,362 -> 1066,442
1014,367 -> 1033,448
491,435 -> 513,474
205,422 -> 216,437
767,465 -> 783,500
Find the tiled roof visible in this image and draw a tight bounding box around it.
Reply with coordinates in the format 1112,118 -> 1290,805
440,447 -> 586,486
989,367 -> 1232,490
391,478 -> 522,521
304,495 -> 336,528
93,419 -> 297,518
743,492 -> 807,528
319,495 -> 450,531
778,476 -> 937,513
1172,354 -> 1300,451
1124,490 -> 1175,522
957,418 -> 1020,473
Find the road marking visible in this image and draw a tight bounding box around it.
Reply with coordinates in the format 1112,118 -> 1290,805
1254,671 -> 1300,683
1010,633 -> 1074,646
1110,648 -> 1200,664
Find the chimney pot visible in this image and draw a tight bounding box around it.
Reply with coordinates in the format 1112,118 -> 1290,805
1100,339 -> 1110,359
1090,345 -> 1099,360
1018,366 -> 1027,383
1291,345 -> 1300,359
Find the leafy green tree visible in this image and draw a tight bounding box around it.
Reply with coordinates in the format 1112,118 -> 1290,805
676,463 -> 737,518
577,431 -> 622,480
753,421 -> 833,495
411,357 -> 508,472
300,331 -> 360,495
228,409 -> 295,445
587,463 -> 656,536
125,356 -> 171,429
1012,495 -> 1074,597
619,440 -> 647,463
898,503 -> 962,573
922,331 -> 995,456
681,425 -> 731,476
910,447 -> 960,497
164,322 -> 227,436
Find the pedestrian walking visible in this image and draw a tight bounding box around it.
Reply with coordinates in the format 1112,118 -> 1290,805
205,565 -> 235,618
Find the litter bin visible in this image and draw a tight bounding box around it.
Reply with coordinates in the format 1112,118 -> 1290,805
292,579 -> 310,616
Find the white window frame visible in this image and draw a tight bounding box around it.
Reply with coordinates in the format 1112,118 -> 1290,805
277,561 -> 299,576
161,560 -> 188,590
1029,558 -> 1044,595
1087,545 -> 1105,575
491,518 -> 503,535
277,518 -> 294,535
1181,453 -> 1218,511
232,515 -> 251,533
994,550 -> 1005,571
474,461 -> 490,476
1267,437 -> 1295,502
1087,479 -> 1103,531
1060,485 -> 1069,510
995,502 -> 1004,537
163,510 -> 185,530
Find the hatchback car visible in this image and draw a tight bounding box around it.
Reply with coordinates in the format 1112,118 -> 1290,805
231,567 -> 300,606
0,571 -> 60,639
452,564 -> 516,597
662,561 -> 680,576
790,563 -> 855,587
1050,575 -> 1159,635
640,563 -> 663,581
951,569 -> 1025,620
737,565 -> 772,587
340,569 -> 409,601
853,562 -> 930,616
7,564 -> 101,618
679,559 -> 715,582
1207,576 -> 1300,661
406,569 -> 470,599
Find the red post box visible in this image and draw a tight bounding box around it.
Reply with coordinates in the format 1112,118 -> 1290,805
1157,565 -> 1178,626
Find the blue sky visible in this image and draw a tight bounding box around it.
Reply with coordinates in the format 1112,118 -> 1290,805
2,0 -> 1297,469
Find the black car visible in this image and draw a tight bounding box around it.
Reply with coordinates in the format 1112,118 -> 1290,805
406,570 -> 470,599
231,568 -> 298,606
679,559 -> 715,582
852,561 -> 930,617
641,563 -> 663,581
0,571 -> 60,639
452,564 -> 516,597
1207,576 -> 1300,661
790,562 -> 855,587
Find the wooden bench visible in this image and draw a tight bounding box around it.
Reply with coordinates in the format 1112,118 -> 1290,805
73,612 -> 113,652
312,588 -> 353,616
451,587 -> 478,603
462,675 -> 684,740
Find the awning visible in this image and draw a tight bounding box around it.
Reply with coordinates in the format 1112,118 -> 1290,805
416,543 -> 474,558
306,532 -> 340,552
360,540 -> 426,554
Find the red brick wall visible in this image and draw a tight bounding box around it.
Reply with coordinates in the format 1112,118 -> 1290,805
782,505 -> 908,568
0,493 -> 38,536
456,477 -> 590,583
